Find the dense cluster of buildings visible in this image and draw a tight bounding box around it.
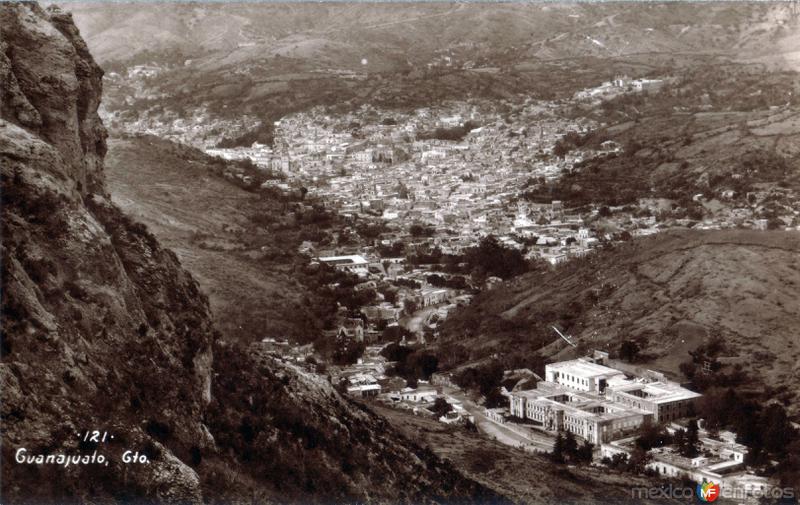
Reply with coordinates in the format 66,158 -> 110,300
223,101 -> 619,282
103,59 -> 796,505
329,345 -> 475,424
602,430 -> 770,498
508,352 -> 701,445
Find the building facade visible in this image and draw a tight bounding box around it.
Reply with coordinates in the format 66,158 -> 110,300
510,355 -> 701,445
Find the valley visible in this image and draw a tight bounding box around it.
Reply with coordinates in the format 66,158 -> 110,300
3,1 -> 800,504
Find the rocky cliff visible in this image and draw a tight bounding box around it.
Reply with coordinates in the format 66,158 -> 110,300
1,2 -> 106,196
0,4 -> 502,504
2,3 -> 215,502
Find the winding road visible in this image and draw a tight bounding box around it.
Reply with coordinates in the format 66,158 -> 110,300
442,387 -> 555,453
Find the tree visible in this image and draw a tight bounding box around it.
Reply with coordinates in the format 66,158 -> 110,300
761,403 -> 793,456
602,452 -> 629,470
484,387 -> 506,408
380,342 -> 414,362
409,223 -> 435,237
551,433 -> 566,463
618,340 -> 641,362
679,419 -> 700,457
628,446 -> 652,473
356,222 -> 387,239
407,352 -> 438,380
576,441 -> 594,463
454,361 -> 504,398
431,397 -> 452,418
636,421 -> 672,451
382,325 -> 411,343
380,288 -> 398,304
673,428 -> 686,451
563,431 -> 579,458
331,334 -> 365,366
463,235 -> 528,280
338,287 -> 376,312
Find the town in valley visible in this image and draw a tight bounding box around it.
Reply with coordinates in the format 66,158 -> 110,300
5,2 -> 799,504
95,21 -> 800,502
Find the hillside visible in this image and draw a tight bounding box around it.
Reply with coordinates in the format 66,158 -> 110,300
519,63 -> 800,226
56,2 -> 800,147
439,230 -> 800,411
103,134 -> 335,343
0,4 -> 506,503
63,2 -> 800,69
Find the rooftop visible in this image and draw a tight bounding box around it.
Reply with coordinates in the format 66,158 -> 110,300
546,359 -> 625,379
528,395 -> 650,423
611,380 -> 702,404
318,255 -> 369,265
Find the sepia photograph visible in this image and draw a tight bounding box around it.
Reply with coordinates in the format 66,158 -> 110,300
1,0 -> 799,503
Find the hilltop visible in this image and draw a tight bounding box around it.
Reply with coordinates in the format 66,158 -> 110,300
439,230 -> 800,411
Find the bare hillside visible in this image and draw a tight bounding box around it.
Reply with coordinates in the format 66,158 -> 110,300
104,135 -> 322,342
440,230 -> 800,411
64,2 -> 800,69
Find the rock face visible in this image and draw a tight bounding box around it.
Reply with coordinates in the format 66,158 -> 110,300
2,6 -> 213,503
0,4 -> 503,504
1,3 -> 106,196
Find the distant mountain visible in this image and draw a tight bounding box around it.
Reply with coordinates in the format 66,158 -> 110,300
62,2 -> 800,70
55,2 -> 800,147
439,230 -> 800,413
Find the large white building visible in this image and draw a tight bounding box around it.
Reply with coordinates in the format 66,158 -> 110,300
509,354 -> 702,444
607,380 -> 701,423
509,384 -> 652,444
318,255 -> 370,276
545,359 -> 626,393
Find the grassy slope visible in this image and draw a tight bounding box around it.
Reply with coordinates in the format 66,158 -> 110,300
440,230 -> 800,410
104,135 -> 317,342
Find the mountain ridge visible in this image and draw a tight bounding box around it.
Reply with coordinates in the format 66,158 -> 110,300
62,2 -> 800,69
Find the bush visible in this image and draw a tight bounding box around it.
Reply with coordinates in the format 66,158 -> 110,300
416,121 -> 479,142
454,361 -> 504,397
463,235 -> 528,280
